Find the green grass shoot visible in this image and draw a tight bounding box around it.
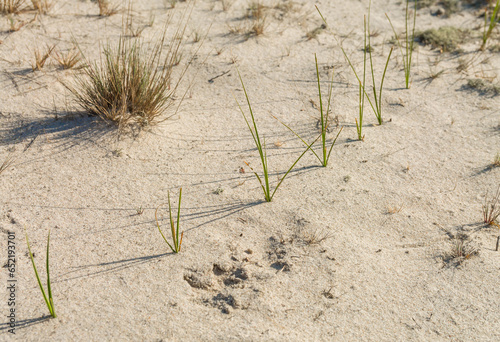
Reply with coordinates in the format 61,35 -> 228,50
386,0 -> 416,89
236,70 -> 316,202
155,188 -> 183,253
25,229 -> 56,318
276,54 -> 343,165
482,0 -> 500,51
317,4 -> 392,129
357,17 -> 368,141
367,3 -> 393,125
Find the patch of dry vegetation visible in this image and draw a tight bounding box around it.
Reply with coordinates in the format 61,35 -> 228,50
32,44 -> 55,71
416,26 -> 467,52
443,234 -> 479,267
466,78 -> 500,95
67,20 -> 189,130
0,0 -> 24,14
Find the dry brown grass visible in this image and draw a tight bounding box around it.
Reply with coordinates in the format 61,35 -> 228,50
483,185 -> 500,226
54,48 -> 82,69
97,0 -> 118,16
493,153 -> 500,167
444,234 -> 479,267
31,0 -> 52,14
0,0 -> 25,14
67,10 -> 194,131
32,44 -> 55,71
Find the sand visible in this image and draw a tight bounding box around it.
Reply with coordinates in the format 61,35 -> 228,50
0,0 -> 499,341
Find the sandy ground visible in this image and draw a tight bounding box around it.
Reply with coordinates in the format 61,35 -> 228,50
0,0 -> 499,341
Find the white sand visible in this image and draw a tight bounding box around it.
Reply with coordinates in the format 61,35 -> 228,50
1,0 -> 499,341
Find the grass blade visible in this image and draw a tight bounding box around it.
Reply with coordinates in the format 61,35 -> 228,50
269,134 -> 321,201
176,188 -> 182,251
273,116 -> 322,163
45,231 -> 55,318
326,126 -> 344,162
25,228 -> 56,318
155,204 -> 176,253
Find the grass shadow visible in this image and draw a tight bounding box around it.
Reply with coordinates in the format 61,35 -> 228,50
56,253 -> 170,283
0,315 -> 51,332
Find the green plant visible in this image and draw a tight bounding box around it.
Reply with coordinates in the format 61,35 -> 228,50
68,18 -> 189,130
277,55 -> 343,166
155,189 -> 183,253
356,17 -> 368,140
481,0 -> 500,50
236,71 -> 316,202
483,185 -> 500,226
317,5 -> 392,131
386,0 -> 416,89
25,229 -> 56,318
367,9 -> 393,125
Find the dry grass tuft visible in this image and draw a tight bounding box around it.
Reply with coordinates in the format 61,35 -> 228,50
387,203 -> 404,214
67,15 -> 191,130
54,48 -> 82,69
7,15 -> 26,31
493,153 -> 500,167
246,1 -> 265,19
248,18 -> 265,36
483,185 -> 500,226
31,0 -> 52,14
466,78 -> 500,95
97,0 -> 118,16
443,234 -> 479,267
306,24 -> 326,40
32,44 -> 55,71
1,0 -> 25,14
299,227 -> 333,246
416,26 -> 467,52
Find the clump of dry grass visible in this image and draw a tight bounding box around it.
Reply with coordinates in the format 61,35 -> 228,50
466,78 -> 500,95
246,0 -> 265,19
7,15 -> 27,31
493,153 -> 500,167
31,0 -> 52,14
248,17 -> 265,36
441,0 -> 461,16
1,0 -> 25,14
387,203 -> 404,214
32,44 -> 55,71
306,24 -> 326,40
67,16 -> 191,130
97,0 -> 118,16
483,185 -> 500,226
416,26 -> 467,52
221,0 -> 233,11
54,48 -> 81,69
245,1 -> 266,37
443,234 -> 479,267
